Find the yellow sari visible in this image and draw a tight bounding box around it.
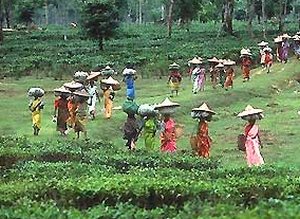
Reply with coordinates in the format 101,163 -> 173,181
30,98 -> 42,129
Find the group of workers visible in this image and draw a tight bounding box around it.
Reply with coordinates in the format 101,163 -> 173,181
27,32 -> 300,167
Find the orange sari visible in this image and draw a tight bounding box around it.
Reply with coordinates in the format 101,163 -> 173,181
224,67 -> 234,89
191,121 -> 212,158
241,57 -> 251,80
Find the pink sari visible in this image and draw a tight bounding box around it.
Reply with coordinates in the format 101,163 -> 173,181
245,124 -> 264,167
160,118 -> 177,152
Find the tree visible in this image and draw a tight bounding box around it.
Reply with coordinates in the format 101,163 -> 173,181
81,0 -> 119,50
0,0 -> 3,44
174,0 -> 202,31
220,0 -> 234,35
246,0 -> 255,37
167,0 -> 174,37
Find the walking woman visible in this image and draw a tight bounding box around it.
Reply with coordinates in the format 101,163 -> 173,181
224,60 -> 236,90
87,72 -> 101,120
258,41 -> 268,68
167,62 -> 182,97
123,63 -> 136,99
53,87 -> 71,136
274,36 -> 283,62
101,77 -> 120,119
263,47 -> 273,74
240,49 -> 252,82
138,104 -> 158,151
216,62 -> 225,88
281,34 -> 290,63
190,103 -> 216,158
73,90 -> 90,139
28,88 -> 45,136
155,98 -> 180,153
238,105 -> 265,167
191,60 -> 206,94
208,57 -> 219,89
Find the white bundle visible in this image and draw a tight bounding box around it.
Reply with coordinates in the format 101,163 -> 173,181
158,107 -> 177,115
191,111 -> 210,119
138,104 -> 157,116
74,71 -> 89,83
28,88 -> 45,98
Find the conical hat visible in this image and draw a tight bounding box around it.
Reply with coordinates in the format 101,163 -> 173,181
216,63 -> 224,68
154,98 -> 180,109
73,89 -> 90,98
87,71 -> 101,80
188,57 -> 202,65
237,105 -> 263,117
101,76 -> 120,85
240,48 -> 252,56
274,36 -> 283,43
293,36 -> 300,41
207,57 -> 219,63
192,103 -> 216,114
63,81 -> 84,90
258,41 -> 269,46
281,33 -> 291,39
169,62 -> 180,70
54,86 -> 72,94
223,59 -> 236,66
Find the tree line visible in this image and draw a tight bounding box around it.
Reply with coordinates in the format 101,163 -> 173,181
0,0 -> 299,47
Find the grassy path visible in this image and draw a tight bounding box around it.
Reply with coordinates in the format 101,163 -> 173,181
0,59 -> 300,167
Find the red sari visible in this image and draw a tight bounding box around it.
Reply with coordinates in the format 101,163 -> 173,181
54,97 -> 69,133
192,121 -> 212,158
160,118 -> 177,152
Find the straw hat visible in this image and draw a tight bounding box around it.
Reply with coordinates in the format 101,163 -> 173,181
63,81 -> 84,90
169,62 -> 180,70
207,57 -> 219,63
216,63 -> 224,68
274,36 -> 283,43
192,103 -> 216,115
154,98 -> 180,109
188,57 -> 203,65
223,59 -> 236,66
101,76 -> 120,85
237,105 -> 263,117
73,89 -> 90,98
54,86 -> 72,94
258,41 -> 269,47
281,33 -> 291,39
240,48 -> 252,56
294,36 -> 300,41
87,71 -> 101,80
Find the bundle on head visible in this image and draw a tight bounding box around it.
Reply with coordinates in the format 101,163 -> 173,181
74,71 -> 89,83
138,104 -> 157,117
28,88 -> 45,98
241,113 -> 264,121
122,99 -> 139,115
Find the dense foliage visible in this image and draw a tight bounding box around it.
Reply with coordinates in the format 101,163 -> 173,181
0,136 -> 299,218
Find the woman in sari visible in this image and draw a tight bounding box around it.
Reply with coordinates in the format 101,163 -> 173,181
103,86 -> 114,119
224,60 -> 235,90
143,114 -> 158,150
190,103 -> 215,158
123,64 -> 136,99
238,105 -> 265,167
281,34 -> 290,63
191,63 -> 206,94
123,113 -> 140,150
53,87 -> 71,136
74,90 -> 90,139
240,49 -> 252,82
216,63 -> 225,88
263,47 -> 273,74
155,98 -> 180,153
87,80 -> 99,120
208,57 -> 219,89
29,96 -> 44,136
167,63 -> 182,97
